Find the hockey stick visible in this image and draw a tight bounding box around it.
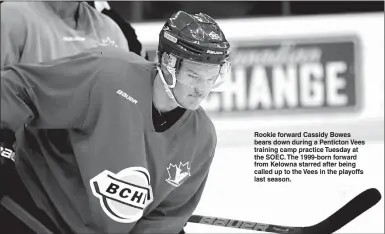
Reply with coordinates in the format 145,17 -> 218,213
1,188 -> 381,234
0,195 -> 53,234
188,188 -> 382,234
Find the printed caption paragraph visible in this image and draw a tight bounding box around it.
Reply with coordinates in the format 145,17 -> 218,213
253,132 -> 365,183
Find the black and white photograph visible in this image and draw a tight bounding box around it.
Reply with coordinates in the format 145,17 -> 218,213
0,1 -> 384,233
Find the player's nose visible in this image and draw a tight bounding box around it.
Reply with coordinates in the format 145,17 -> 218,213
193,89 -> 205,97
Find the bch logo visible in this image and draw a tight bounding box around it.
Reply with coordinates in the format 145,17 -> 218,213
90,167 -> 153,223
165,162 -> 191,187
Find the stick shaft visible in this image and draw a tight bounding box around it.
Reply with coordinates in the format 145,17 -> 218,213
0,196 -> 53,234
188,188 -> 381,234
188,215 -> 302,233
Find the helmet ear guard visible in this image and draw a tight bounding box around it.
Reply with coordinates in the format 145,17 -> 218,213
159,52 -> 178,88
156,54 -> 181,105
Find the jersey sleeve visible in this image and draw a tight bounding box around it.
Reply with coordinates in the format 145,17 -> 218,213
1,3 -> 28,68
1,51 -> 102,132
70,59 -> 151,231
130,134 -> 217,233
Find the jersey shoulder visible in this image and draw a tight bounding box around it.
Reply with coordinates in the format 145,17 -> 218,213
1,2 -> 30,25
83,47 -> 156,100
1,2 -> 51,22
81,3 -> 123,34
1,2 -> 31,13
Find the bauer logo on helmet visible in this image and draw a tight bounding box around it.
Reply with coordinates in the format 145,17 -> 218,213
206,50 -> 224,55
164,31 -> 177,43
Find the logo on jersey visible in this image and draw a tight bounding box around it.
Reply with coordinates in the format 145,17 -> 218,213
90,167 -> 153,223
165,162 -> 191,187
0,146 -> 15,161
116,90 -> 138,104
99,37 -> 118,47
63,36 -> 85,42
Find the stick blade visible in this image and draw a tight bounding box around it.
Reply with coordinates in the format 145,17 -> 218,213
304,188 -> 382,234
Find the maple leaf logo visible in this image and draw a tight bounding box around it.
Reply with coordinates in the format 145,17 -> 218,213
208,31 -> 221,40
99,37 -> 117,47
165,162 -> 191,187
179,162 -> 190,174
166,164 -> 178,181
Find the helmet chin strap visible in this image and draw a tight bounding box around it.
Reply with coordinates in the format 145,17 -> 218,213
156,66 -> 184,108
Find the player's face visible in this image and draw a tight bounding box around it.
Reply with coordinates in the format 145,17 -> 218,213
174,60 -> 220,110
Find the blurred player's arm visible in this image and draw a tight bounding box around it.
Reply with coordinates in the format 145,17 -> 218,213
1,49 -> 145,231
1,3 -> 27,69
0,52 -> 103,133
130,138 -> 217,234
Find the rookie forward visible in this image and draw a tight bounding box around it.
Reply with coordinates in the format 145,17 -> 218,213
1,11 -> 231,233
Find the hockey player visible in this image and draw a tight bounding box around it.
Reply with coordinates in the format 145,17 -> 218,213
1,11 -> 231,234
1,1 -> 129,69
86,1 -> 149,59
1,2 -> 130,232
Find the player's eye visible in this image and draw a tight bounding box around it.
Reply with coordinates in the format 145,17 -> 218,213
188,74 -> 199,80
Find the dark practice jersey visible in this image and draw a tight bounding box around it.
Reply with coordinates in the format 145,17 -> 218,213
1,47 -> 217,233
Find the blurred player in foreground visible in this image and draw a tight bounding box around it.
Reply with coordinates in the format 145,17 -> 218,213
0,2 -> 128,232
0,1 -> 129,69
1,11 -> 231,233
87,1 -> 149,59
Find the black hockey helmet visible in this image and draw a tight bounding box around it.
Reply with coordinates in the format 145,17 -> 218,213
158,11 -> 230,68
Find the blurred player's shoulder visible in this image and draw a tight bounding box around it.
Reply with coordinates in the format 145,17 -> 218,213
81,2 -> 125,36
1,2 -> 119,33
0,2 -> 33,23
81,2 -> 114,23
1,1 -> 31,12
1,2 -> 60,32
0,2 -> 52,19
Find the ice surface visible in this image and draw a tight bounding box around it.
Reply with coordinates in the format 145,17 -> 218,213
185,143 -> 384,233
